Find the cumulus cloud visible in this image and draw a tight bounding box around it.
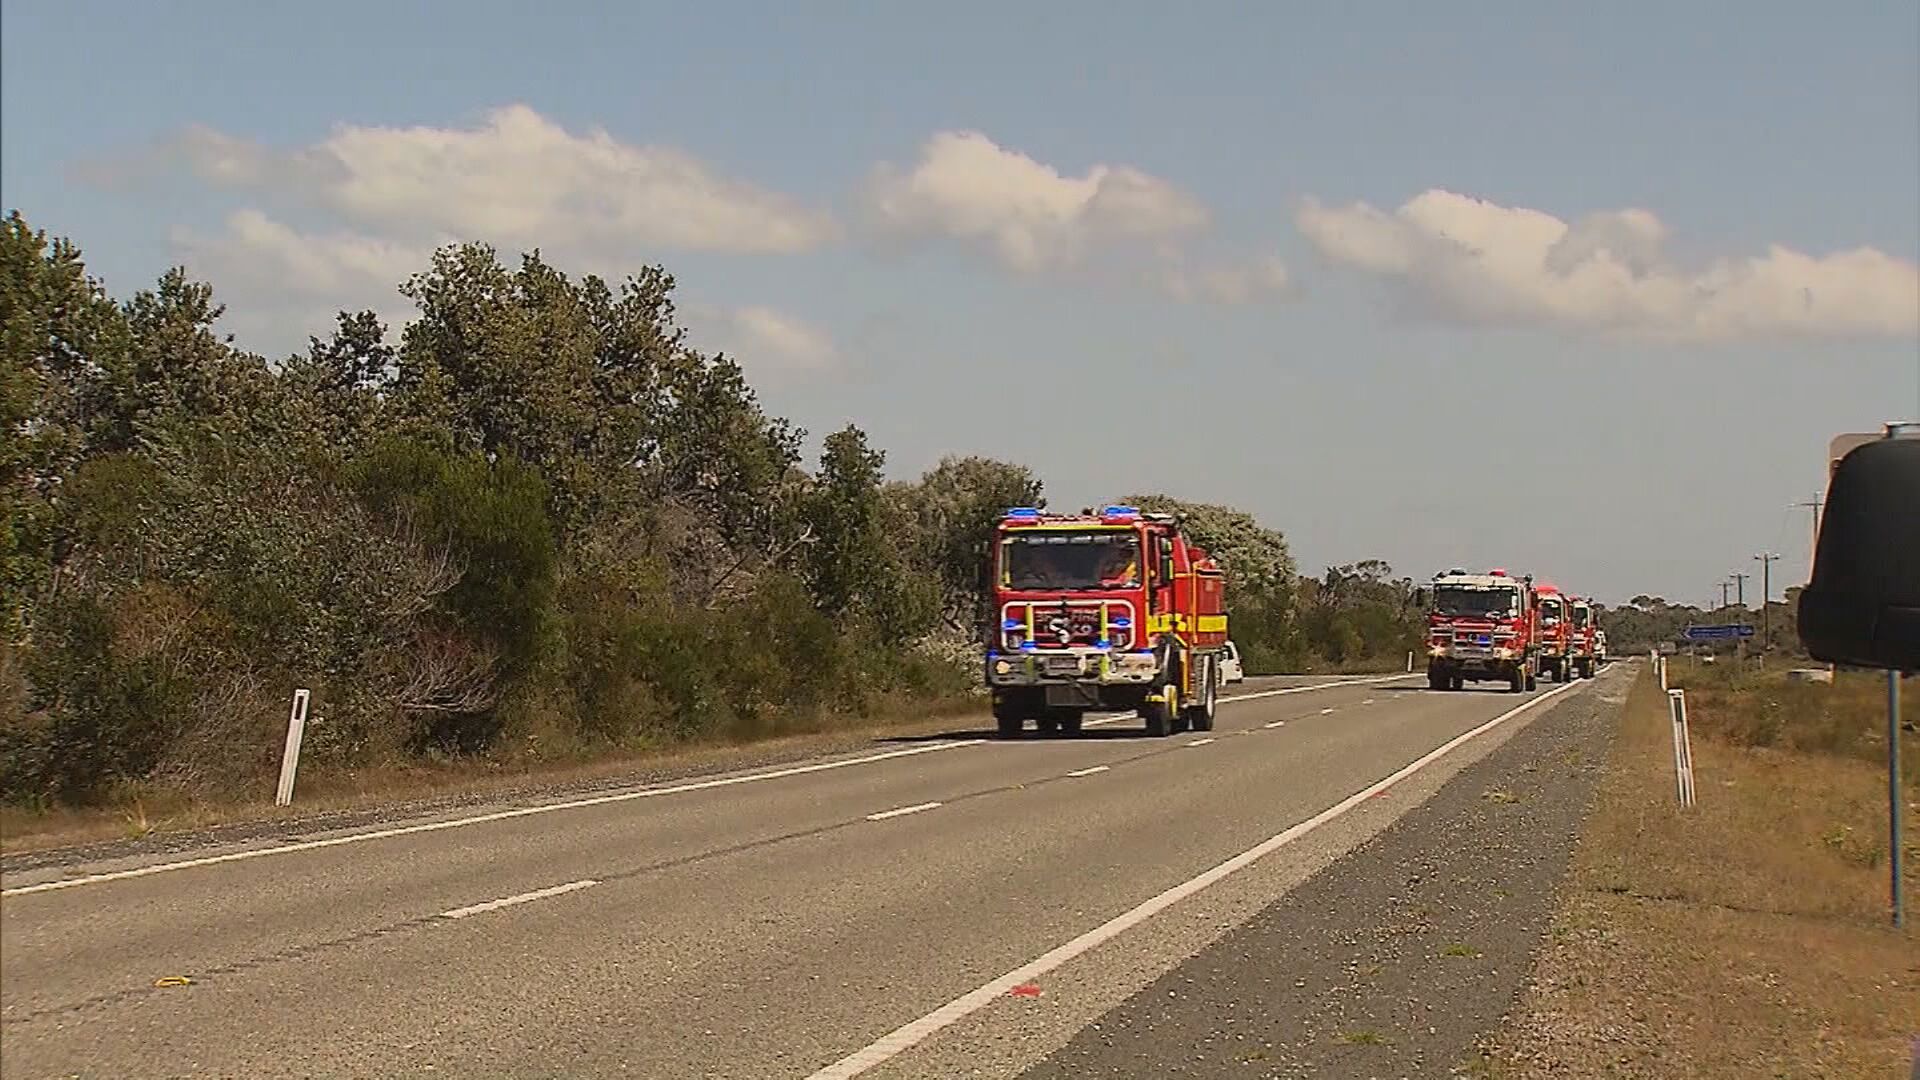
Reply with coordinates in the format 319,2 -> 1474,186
1295,189 -> 1920,341
148,104 -> 836,256
862,131 -> 1210,273
173,209 -> 421,299
707,305 -> 839,373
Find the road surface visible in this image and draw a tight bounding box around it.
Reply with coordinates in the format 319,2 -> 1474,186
0,668 -> 1626,1079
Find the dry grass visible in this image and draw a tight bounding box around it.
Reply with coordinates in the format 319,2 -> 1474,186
1477,663 -> 1920,1078
0,691 -> 986,856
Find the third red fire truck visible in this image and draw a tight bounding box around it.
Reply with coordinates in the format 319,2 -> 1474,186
1568,596 -> 1598,679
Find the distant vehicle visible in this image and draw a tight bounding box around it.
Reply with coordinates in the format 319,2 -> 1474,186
984,506 -> 1229,738
1535,583 -> 1574,682
1568,596 -> 1598,679
1595,628 -> 1609,662
1416,568 -> 1540,693
1219,640 -> 1246,684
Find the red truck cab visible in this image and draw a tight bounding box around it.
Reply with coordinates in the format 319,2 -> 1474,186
1568,596 -> 1598,679
1534,584 -> 1574,682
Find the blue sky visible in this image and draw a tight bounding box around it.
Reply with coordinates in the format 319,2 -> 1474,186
5,1 -> 1917,605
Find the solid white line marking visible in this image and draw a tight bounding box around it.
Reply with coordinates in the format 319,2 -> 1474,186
1065,765 -> 1110,778
805,678 -> 1589,1079
1184,738 -> 1216,747
2,739 -> 987,898
1263,720 -> 1286,729
440,878 -> 598,920
865,801 -> 942,822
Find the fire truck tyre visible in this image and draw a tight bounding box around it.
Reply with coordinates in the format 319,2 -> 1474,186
1525,668 -> 1538,692
1187,660 -> 1218,732
1507,666 -> 1525,693
1428,668 -> 1446,690
996,712 -> 1023,738
1142,684 -> 1176,737
1036,713 -> 1061,736
1450,675 -> 1465,692
1059,709 -> 1084,735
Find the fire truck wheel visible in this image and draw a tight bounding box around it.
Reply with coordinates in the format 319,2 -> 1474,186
1507,666 -> 1525,693
1427,669 -> 1446,691
1450,674 -> 1465,692
1525,668 -> 1538,691
1142,684 -> 1176,737
1058,709 -> 1084,735
1036,713 -> 1061,736
1186,659 -> 1218,732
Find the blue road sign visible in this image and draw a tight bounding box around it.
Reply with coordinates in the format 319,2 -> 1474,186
1682,624 -> 1756,641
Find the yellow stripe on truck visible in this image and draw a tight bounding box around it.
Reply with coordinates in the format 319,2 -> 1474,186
1196,615 -> 1227,633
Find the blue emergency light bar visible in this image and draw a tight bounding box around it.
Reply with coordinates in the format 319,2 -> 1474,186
1004,507 -> 1042,519
1101,505 -> 1140,517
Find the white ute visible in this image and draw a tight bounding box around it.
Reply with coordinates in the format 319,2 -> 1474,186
1219,640 -> 1246,684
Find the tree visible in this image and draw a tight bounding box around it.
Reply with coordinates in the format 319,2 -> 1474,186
891,456 -> 1044,632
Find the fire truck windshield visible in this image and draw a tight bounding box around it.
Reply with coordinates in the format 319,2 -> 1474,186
1001,531 -> 1140,591
1432,585 -> 1519,619
1572,607 -> 1591,628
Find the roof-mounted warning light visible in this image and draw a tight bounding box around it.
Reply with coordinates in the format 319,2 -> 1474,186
1100,504 -> 1141,523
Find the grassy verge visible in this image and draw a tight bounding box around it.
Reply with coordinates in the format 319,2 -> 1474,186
1476,661 -> 1918,1077
0,689 -> 985,857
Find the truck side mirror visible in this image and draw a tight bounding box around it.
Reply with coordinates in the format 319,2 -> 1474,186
1798,435 -> 1920,671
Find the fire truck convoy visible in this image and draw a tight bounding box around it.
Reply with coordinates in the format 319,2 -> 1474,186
1421,569 -> 1603,691
984,506 -> 1229,738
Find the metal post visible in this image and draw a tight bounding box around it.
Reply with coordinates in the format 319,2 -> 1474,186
1892,671 -> 1905,928
276,689 -> 311,808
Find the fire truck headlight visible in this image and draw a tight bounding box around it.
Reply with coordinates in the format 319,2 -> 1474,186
993,659 -> 1011,676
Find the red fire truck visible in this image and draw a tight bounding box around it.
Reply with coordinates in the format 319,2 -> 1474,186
1534,583 -> 1574,682
1420,568 -> 1540,693
1568,596 -> 1598,679
984,506 -> 1229,738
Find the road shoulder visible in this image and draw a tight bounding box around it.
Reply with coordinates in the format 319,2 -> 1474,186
1010,672 -> 1623,1079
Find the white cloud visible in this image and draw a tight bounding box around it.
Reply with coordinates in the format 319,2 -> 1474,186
162,104 -> 835,256
1296,188 -> 1920,341
863,131 -> 1209,273
173,209 -> 421,299
690,304 -> 839,376
168,210 -> 421,354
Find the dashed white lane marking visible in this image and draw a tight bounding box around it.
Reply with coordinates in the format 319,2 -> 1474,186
1263,720 -> 1287,729
1361,698 -> 1376,705
865,802 -> 943,822
1184,738 -> 1216,747
804,677 -> 1590,1079
1319,708 -> 1336,715
1064,765 -> 1110,778
440,879 -> 599,920
1219,672 -> 1419,705
3,739 -> 988,898
5,674 -> 1418,900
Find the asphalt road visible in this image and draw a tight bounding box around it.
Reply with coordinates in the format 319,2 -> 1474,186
0,668 -> 1625,1079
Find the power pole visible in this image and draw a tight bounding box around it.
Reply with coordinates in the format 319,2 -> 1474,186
1754,552 -> 1779,649
1719,581 -> 1732,611
1795,495 -> 1825,576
